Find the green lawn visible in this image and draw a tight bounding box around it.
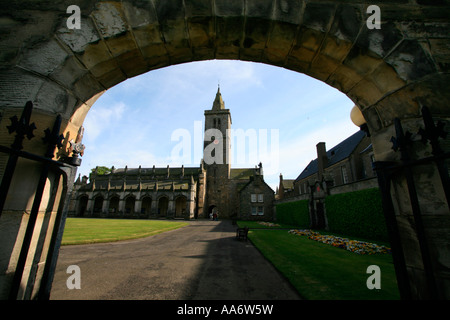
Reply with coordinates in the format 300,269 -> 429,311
61,218 -> 188,245
238,221 -> 400,300
61,218 -> 400,299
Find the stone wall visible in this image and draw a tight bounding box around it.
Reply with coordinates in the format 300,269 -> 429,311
238,175 -> 275,221
329,177 -> 379,195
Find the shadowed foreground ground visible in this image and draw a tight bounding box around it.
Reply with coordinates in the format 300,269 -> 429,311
50,220 -> 301,300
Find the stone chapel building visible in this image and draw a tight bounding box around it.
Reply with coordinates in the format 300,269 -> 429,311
68,88 -> 275,221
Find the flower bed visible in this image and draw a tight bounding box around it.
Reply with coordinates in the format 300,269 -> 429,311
288,229 -> 391,255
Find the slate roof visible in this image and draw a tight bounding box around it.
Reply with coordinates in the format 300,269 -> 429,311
238,175 -> 275,194
77,166 -> 200,192
230,168 -> 258,180
111,166 -> 201,177
295,130 -> 366,182
281,179 -> 295,190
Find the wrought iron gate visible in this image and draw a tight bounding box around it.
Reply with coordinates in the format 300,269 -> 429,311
0,101 -> 82,299
373,106 -> 449,300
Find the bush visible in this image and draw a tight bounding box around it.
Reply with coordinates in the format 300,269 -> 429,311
276,200 -> 310,228
325,188 -> 388,241
275,188 -> 389,242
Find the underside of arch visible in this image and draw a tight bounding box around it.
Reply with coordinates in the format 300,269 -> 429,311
1,1 -> 448,137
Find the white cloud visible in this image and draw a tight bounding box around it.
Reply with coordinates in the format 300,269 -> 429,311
83,101 -> 126,141
154,60 -> 263,102
261,118 -> 359,190
283,123 -> 357,171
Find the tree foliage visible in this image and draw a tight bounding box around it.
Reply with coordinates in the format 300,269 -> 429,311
91,166 -> 111,176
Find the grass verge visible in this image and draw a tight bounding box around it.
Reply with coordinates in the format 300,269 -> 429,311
238,221 -> 400,300
61,218 -> 188,245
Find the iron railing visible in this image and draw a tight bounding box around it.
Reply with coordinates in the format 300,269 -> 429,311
0,101 -> 81,299
373,106 -> 449,300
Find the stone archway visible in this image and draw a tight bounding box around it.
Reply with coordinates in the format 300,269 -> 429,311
108,195 -> 120,217
0,1 -> 449,300
141,196 -> 152,216
157,196 -> 169,217
175,196 -> 187,218
92,195 -> 104,216
124,195 -> 136,216
208,205 -> 218,220
76,195 -> 88,217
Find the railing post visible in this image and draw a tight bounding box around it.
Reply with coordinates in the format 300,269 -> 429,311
373,160 -> 412,300
392,117 -> 438,299
418,106 -> 450,209
8,114 -> 64,300
0,101 -> 36,216
37,165 -> 78,300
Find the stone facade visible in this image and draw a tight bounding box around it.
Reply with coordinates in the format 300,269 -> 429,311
278,130 -> 375,200
277,130 -> 376,229
69,165 -> 204,219
69,89 -> 275,221
238,173 -> 275,221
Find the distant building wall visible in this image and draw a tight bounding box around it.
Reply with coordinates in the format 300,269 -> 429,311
239,175 -> 275,221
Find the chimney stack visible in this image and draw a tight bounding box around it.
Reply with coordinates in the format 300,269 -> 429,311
278,173 -> 284,199
316,142 -> 327,180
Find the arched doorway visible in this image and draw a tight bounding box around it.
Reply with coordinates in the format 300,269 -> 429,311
158,196 -> 169,217
208,205 -> 218,220
314,201 -> 326,230
77,195 -> 88,217
108,195 -> 120,216
141,196 -> 152,216
175,196 -> 187,218
93,195 -> 104,216
124,195 -> 135,216
0,1 -> 449,300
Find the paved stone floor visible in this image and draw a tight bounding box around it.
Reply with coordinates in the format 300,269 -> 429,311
50,220 -> 302,300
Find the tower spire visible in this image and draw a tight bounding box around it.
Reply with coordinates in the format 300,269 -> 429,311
212,86 -> 225,110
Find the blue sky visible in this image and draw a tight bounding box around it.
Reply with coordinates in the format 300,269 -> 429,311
80,59 -> 359,191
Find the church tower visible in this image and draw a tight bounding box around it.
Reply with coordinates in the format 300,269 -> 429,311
203,87 -> 232,218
